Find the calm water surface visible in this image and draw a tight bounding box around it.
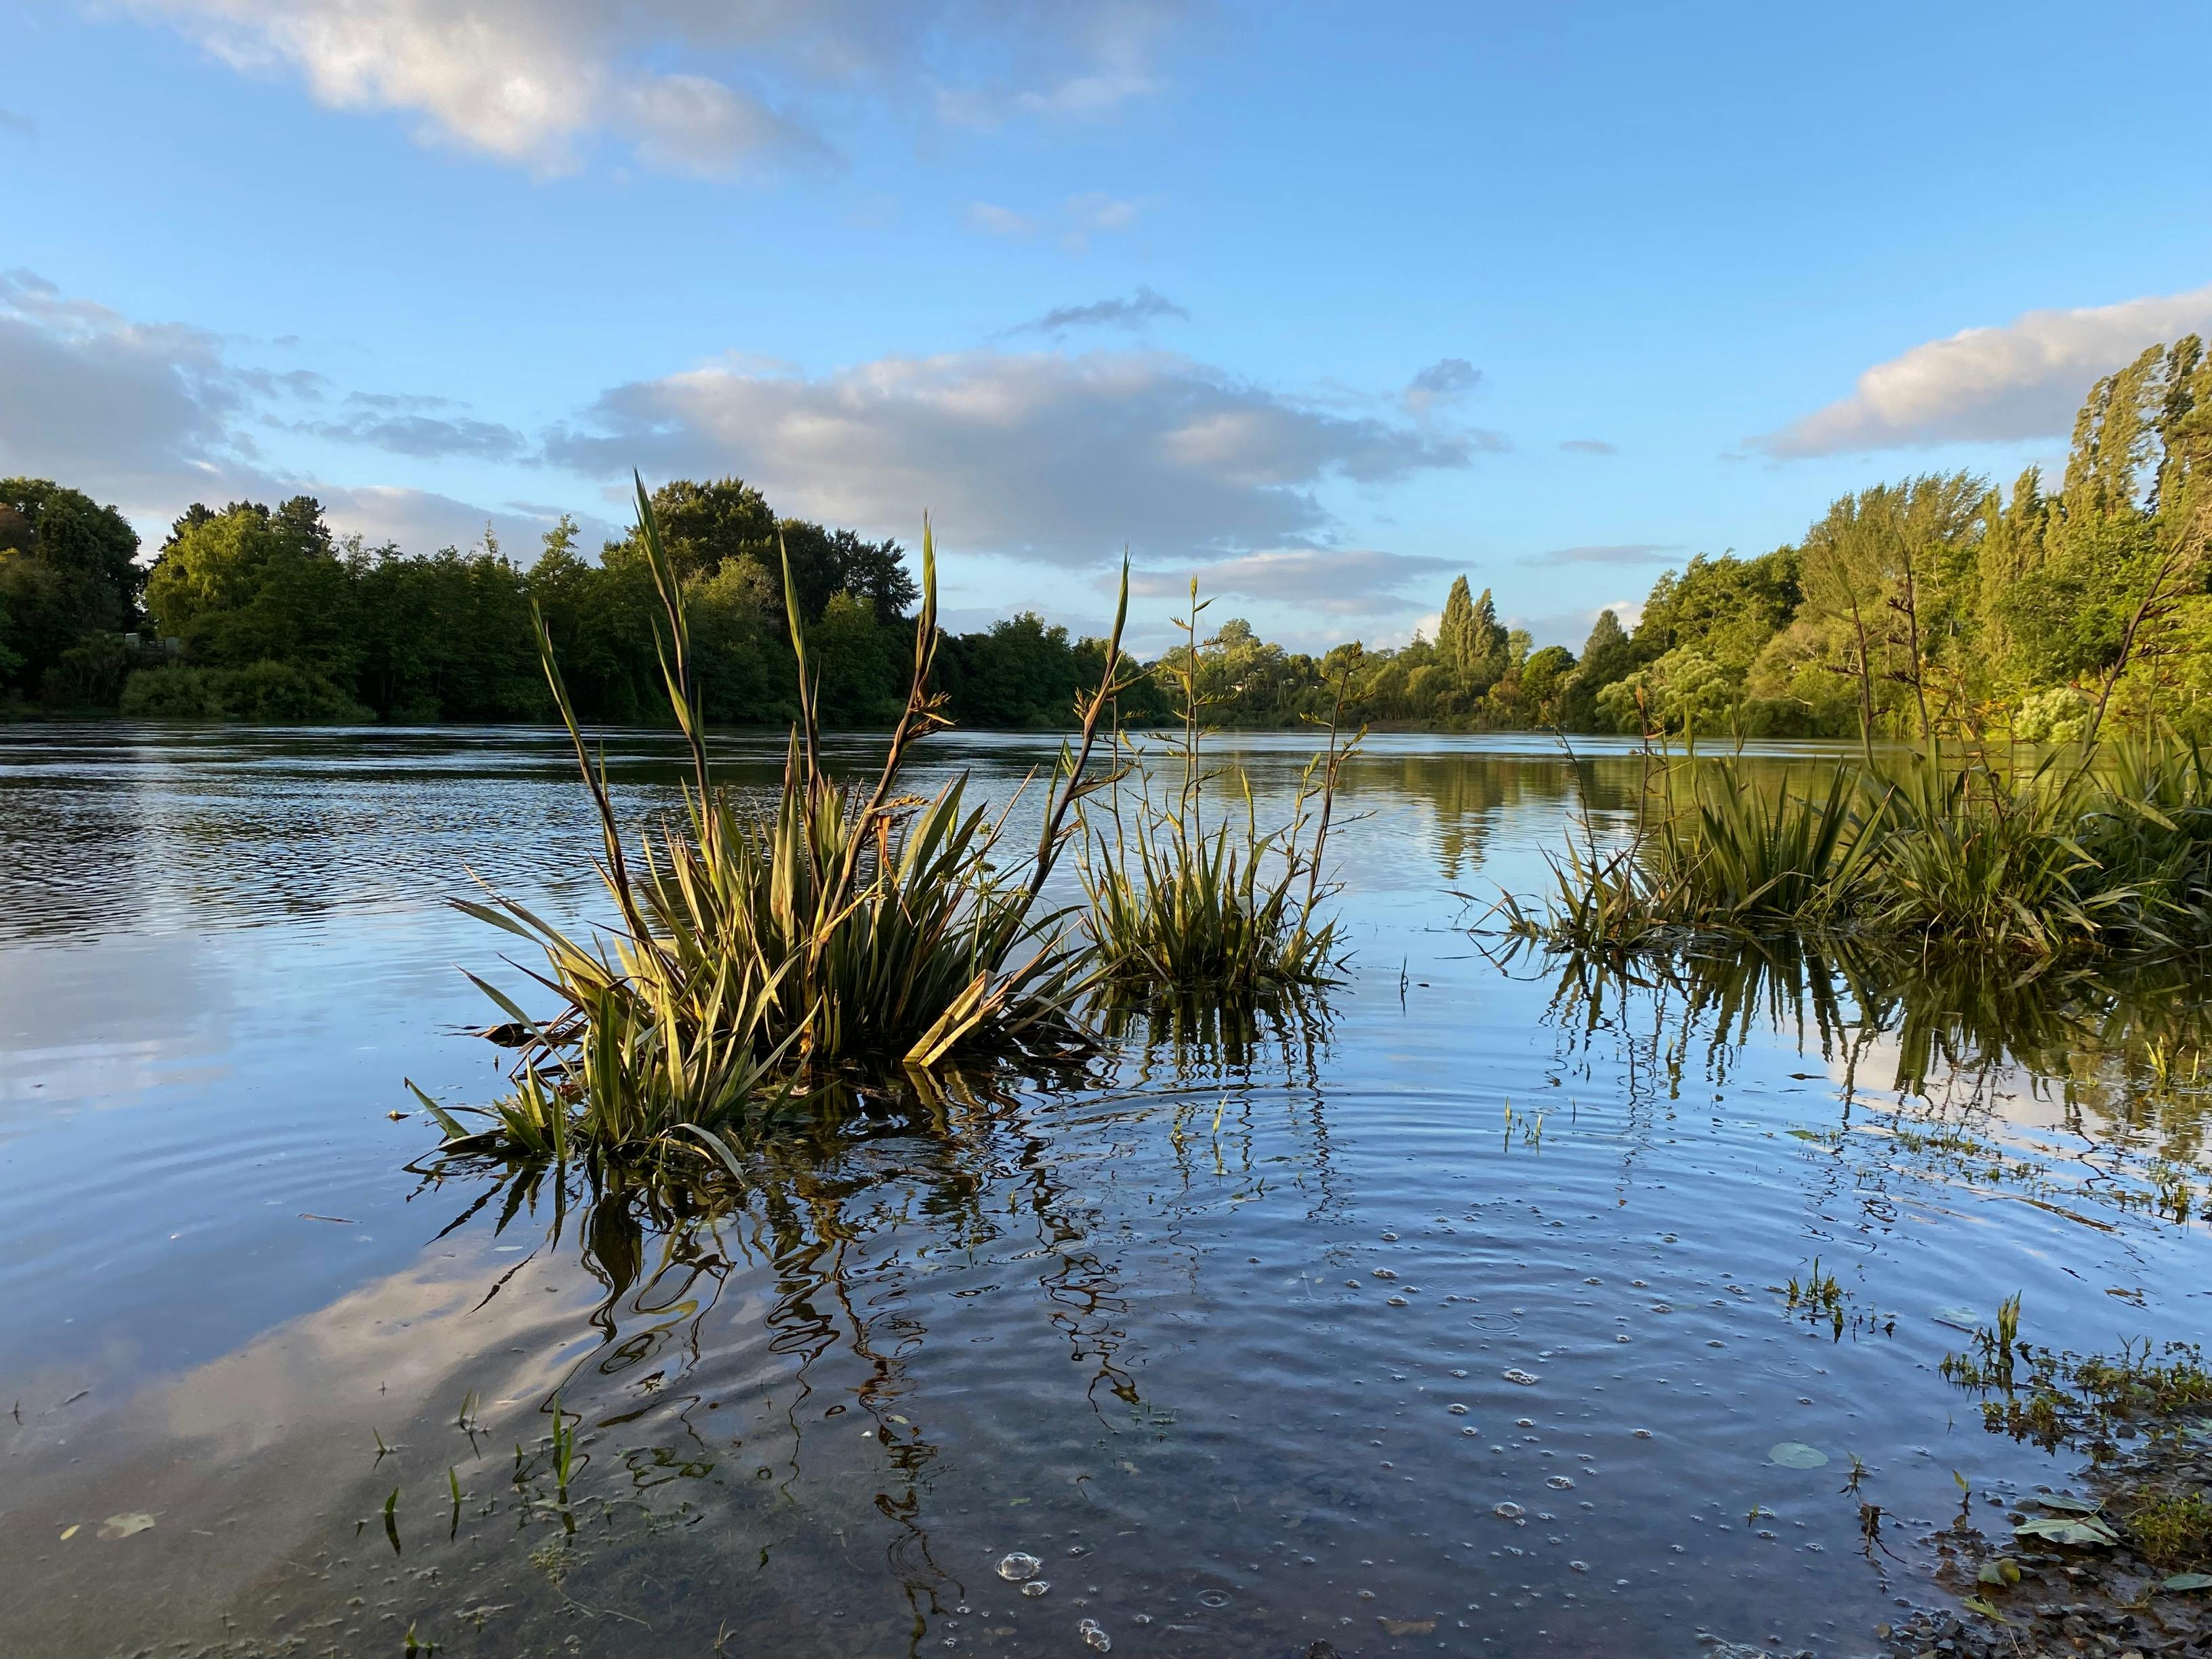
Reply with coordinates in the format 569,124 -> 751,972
3,724 -> 2209,1658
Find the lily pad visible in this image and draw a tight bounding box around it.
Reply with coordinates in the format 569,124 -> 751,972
2032,1493 -> 2102,1515
97,1513 -> 156,1540
2162,1573 -> 2212,1592
2013,1515 -> 2119,1547
1769,1441 -> 1829,1469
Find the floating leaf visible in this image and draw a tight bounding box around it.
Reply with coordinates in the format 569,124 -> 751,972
1769,1441 -> 1829,1469
97,1513 -> 156,1540
58,1524 -> 79,1541
1977,1557 -> 2022,1586
2162,1573 -> 2212,1592
1378,1618 -> 1436,1637
2013,1515 -> 2118,1547
1933,1307 -> 1982,1332
1961,1596 -> 2008,1622
2032,1493 -> 2102,1515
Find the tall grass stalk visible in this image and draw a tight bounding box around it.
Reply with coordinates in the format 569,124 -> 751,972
1078,581 -> 1359,998
433,477 -> 1130,1166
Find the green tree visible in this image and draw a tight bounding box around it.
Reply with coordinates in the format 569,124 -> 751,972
0,478 -> 142,703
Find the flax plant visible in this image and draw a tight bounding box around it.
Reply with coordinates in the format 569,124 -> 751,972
1078,581 -> 1358,998
1507,730 -> 2212,967
431,477 -> 1131,1168
1499,743 -> 1881,953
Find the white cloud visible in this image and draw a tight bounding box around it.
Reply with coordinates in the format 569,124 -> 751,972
1755,283 -> 2212,456
967,201 -> 1036,237
313,484 -> 595,556
1510,598 -> 1644,650
123,0 -> 1195,174
968,192 -> 1149,253
1125,547 -> 1458,617
0,268 -> 565,553
0,268 -> 261,510
547,347 -> 1479,567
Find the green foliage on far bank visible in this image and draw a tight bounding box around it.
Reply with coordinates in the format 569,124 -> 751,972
8,339 -> 2209,736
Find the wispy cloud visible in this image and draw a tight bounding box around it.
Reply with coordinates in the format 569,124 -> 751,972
0,108 -> 35,139
1519,541 -> 1679,568
1558,437 -> 1616,455
1401,356 -> 1479,416
966,191 -> 1147,251
1754,283 -> 2212,456
967,201 -> 1036,237
1124,547 -> 1457,617
1012,285 -> 1188,337
289,391 -> 528,460
0,268 -> 558,551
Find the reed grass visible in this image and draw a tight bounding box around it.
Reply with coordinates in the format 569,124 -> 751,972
432,476 -> 1130,1167
1507,732 -> 2212,966
1077,581 -> 1357,999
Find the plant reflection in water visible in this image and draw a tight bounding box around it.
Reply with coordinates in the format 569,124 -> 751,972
399,1004 -> 1334,1653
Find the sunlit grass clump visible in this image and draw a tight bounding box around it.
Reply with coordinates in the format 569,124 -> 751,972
1508,733 -> 2212,966
421,478 -> 1128,1169
1077,582 -> 1357,1001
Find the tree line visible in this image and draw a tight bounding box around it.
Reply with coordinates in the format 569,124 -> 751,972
3,339 -> 2207,738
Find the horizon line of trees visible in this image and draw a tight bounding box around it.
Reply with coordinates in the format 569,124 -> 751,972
4,338 -> 2207,740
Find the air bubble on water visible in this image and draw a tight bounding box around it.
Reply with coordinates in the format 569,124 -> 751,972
1462,1427 -> 1479,1437
1197,1590 -> 1230,1609
1569,1561 -> 1589,1573
1021,1581 -> 1050,1599
1449,1368 -> 1468,1378
1373,1268 -> 1397,1280
1388,1296 -> 1408,1307
1633,1428 -> 1653,1439
1516,1418 -> 1535,1428
1492,1502 -> 1524,1520
1502,1369 -> 1539,1387
1547,1477 -> 1575,1490
1381,1232 -> 1398,1242
997,1553 -> 1042,1582
1077,1618 -> 1111,1652
1132,1614 -> 1153,1626
1448,1403 -> 1469,1415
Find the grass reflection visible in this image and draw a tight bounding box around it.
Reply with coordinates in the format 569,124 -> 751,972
1528,936 -> 2212,1215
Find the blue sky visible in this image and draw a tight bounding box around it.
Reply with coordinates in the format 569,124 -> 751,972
4,1 -> 2210,653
